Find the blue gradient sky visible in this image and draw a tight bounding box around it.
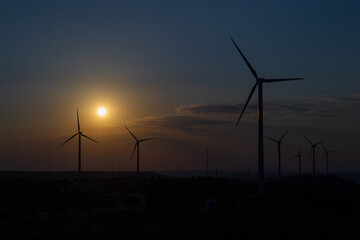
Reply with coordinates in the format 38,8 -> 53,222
0,0 -> 359,172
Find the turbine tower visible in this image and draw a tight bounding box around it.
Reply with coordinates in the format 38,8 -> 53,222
265,130 -> 290,178
290,144 -> 302,177
60,109 -> 98,173
125,126 -> 154,173
231,38 -> 304,195
322,143 -> 335,176
206,147 -> 209,178
303,135 -> 323,177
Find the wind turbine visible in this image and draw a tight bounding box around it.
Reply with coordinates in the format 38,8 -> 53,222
206,147 -> 209,178
125,126 -> 154,173
290,144 -> 302,177
265,130 -> 290,178
60,109 -> 98,173
322,143 -> 335,176
231,37 -> 304,195
303,135 -> 323,177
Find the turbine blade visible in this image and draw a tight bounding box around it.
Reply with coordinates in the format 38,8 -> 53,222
290,155 -> 298,160
131,143 -> 138,160
77,109 -> 80,132
315,140 -> 324,146
303,135 -> 313,146
263,78 -> 304,83
59,133 -> 78,147
265,136 -> 278,143
279,130 -> 290,141
231,37 -> 258,79
125,126 -> 137,141
82,134 -> 99,143
322,143 -> 327,152
298,144 -> 301,155
236,83 -> 258,126
139,137 -> 155,142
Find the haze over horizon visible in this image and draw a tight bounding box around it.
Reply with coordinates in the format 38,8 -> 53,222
0,0 -> 359,173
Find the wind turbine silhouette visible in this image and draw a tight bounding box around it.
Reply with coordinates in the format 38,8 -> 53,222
206,147 -> 209,178
265,130 -> 290,178
322,143 -> 335,176
231,37 -> 304,195
303,135 -> 323,177
60,109 -> 98,173
125,126 -> 154,173
290,144 -> 302,177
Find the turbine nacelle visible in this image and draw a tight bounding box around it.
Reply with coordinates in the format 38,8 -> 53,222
322,143 -> 335,157
265,130 -> 289,145
313,141 -> 324,147
303,135 -> 323,148
125,126 -> 154,172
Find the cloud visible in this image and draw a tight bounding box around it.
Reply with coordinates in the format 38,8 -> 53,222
122,93 -> 360,143
143,115 -> 230,130
177,103 -> 242,115
173,94 -> 360,121
127,114 -> 233,143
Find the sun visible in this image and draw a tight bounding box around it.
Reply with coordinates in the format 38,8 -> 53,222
97,107 -> 107,116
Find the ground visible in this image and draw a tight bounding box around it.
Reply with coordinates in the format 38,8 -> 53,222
0,172 -> 359,239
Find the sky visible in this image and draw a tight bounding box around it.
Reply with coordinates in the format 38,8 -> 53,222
0,0 -> 359,173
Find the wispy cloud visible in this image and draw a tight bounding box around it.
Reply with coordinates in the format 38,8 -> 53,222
142,115 -> 230,130
174,94 -> 360,121
125,94 -> 360,135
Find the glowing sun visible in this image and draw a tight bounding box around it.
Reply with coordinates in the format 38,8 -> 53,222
97,107 -> 107,116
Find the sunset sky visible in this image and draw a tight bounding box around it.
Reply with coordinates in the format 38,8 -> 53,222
0,0 -> 359,173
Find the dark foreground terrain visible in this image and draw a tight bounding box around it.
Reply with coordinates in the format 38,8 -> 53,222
0,172 -> 359,239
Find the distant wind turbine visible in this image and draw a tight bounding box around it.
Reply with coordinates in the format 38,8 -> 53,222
125,126 -> 154,173
290,144 -> 302,177
303,135 -> 323,176
206,147 -> 209,178
265,130 -> 290,178
231,37 -> 304,195
322,143 -> 335,176
60,109 -> 98,173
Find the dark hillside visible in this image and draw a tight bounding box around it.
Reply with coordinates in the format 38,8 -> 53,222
0,173 -> 359,239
